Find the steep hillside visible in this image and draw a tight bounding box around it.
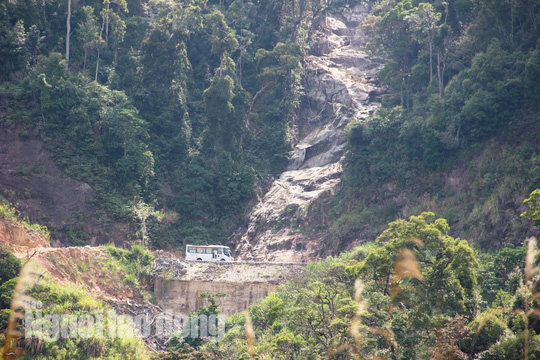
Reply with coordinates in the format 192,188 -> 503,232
0,217 -> 49,255
0,215 -> 140,301
0,127 -> 132,246
322,0 -> 540,253
0,0 -> 356,249
0,0 -> 539,260
232,4 -> 386,262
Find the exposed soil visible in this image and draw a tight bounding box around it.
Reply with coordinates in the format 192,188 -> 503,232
0,219 -> 135,300
0,126 -> 131,246
0,219 -> 49,255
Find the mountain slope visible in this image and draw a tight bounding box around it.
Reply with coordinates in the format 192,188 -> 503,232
232,4 -> 386,261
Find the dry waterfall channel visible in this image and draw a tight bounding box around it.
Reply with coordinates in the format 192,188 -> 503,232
233,4 -> 386,262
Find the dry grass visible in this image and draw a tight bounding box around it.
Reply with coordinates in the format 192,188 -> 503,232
1,260 -> 42,359
351,279 -> 365,359
390,248 -> 424,301
245,312 -> 256,358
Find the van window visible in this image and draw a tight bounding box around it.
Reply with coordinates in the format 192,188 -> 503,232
216,248 -> 222,255
187,247 -> 196,253
197,248 -> 204,254
205,248 -> 212,254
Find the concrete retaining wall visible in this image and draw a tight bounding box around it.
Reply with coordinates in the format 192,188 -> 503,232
154,279 -> 277,315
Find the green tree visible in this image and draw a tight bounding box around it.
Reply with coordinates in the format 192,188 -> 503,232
205,9 -> 239,77
100,87 -> 154,191
405,3 -> 441,85
522,189 -> 540,227
0,20 -> 27,78
167,292 -> 223,350
78,6 -> 100,72
0,247 -> 21,285
353,212 -> 479,359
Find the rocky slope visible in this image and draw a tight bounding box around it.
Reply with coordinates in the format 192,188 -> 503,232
0,127 -> 131,246
232,4 -> 386,262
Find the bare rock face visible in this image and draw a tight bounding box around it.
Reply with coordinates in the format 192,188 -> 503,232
231,4 -> 387,262
0,127 -> 131,246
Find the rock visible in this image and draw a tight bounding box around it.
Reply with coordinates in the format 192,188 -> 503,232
230,7 -> 386,262
287,148 -> 307,170
343,3 -> 371,26
325,17 -> 350,36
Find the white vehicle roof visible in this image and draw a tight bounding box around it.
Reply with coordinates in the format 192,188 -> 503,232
186,244 -> 230,248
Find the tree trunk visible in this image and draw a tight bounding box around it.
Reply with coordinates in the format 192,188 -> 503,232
510,0 -> 515,48
106,2 -> 110,46
437,51 -> 447,97
400,75 -> 405,107
437,52 -> 442,96
527,0 -> 537,32
41,0 -> 47,25
219,54 -> 223,77
250,79 -> 276,113
66,0 -> 71,71
428,37 -> 433,84
95,15 -> 106,82
236,52 -> 243,84
95,48 -> 100,81
291,0 -> 297,42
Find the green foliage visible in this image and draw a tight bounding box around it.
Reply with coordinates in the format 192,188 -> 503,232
354,213 -> 479,358
103,243 -> 154,296
205,9 -> 238,68
0,200 -> 50,240
467,311 -> 508,354
0,247 -> 21,285
337,0 -> 540,253
153,343 -> 210,360
204,75 -> 235,122
190,215 -> 540,359
167,292 -> 223,351
478,243 -> 527,305
0,247 -> 20,331
22,277 -> 149,360
201,214 -> 485,359
522,189 -> 540,227
0,0 -> 324,247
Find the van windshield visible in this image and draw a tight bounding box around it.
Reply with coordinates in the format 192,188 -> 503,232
223,249 -> 231,257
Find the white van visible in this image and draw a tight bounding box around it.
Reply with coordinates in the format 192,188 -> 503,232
185,245 -> 234,262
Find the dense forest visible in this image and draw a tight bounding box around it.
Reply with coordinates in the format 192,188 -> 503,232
2,0 -> 540,358
0,0 -> 326,247
329,0 -> 540,252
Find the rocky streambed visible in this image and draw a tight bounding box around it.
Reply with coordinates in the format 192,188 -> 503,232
232,4 -> 387,262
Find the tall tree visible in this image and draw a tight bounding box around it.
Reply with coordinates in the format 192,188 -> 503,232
66,0 -> 71,70
78,6 -> 99,72
205,9 -> 239,77
95,0 -> 127,81
405,3 -> 441,85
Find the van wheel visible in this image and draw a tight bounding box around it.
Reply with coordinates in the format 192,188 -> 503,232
197,258 -> 202,261
220,259 -> 225,262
